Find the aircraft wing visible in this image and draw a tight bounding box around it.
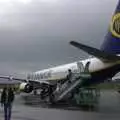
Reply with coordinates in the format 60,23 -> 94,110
0,76 -> 27,82
0,76 -> 52,88
70,41 -> 120,61
0,77 -> 21,85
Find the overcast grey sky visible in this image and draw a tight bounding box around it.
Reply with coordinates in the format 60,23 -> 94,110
0,0 -> 118,77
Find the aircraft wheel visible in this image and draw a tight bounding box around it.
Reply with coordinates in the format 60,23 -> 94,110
49,94 -> 55,104
33,90 -> 37,95
117,90 -> 120,93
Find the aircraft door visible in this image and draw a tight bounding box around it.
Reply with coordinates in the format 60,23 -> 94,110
77,61 -> 84,73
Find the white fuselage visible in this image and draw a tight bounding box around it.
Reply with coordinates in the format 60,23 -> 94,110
27,57 -> 120,84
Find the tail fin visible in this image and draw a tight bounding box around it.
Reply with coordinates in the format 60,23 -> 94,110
101,0 -> 120,54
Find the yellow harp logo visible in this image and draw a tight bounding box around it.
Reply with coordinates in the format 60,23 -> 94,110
110,13 -> 120,38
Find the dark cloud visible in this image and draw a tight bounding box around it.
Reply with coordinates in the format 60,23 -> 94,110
0,0 -> 118,77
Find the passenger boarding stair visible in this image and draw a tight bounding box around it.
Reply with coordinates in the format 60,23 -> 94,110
53,61 -> 91,102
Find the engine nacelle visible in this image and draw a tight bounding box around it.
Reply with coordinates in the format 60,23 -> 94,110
19,83 -> 33,93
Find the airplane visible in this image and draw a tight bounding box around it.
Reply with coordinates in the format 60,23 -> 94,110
1,0 -> 120,98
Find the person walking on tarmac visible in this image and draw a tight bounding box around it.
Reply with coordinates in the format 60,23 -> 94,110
1,87 -> 15,120
67,69 -> 72,83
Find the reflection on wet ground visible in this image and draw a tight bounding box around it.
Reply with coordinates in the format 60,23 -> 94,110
0,90 -> 120,120
20,90 -> 120,113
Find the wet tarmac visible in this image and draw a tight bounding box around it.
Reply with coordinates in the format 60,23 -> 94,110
0,90 -> 120,120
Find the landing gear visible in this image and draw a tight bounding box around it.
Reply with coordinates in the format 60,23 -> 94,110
118,90 -> 120,93
115,84 -> 120,93
40,88 -> 49,99
40,84 -> 56,101
33,90 -> 37,95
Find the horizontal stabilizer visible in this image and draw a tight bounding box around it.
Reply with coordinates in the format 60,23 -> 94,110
70,41 -> 120,61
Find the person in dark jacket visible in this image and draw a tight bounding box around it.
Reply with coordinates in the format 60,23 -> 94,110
67,69 -> 72,83
1,87 -> 15,120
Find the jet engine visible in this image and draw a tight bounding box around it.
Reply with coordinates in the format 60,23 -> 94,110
19,82 -> 33,93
